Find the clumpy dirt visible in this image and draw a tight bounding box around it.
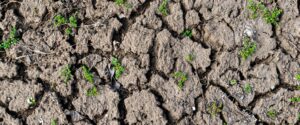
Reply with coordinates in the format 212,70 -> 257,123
0,0 -> 299,125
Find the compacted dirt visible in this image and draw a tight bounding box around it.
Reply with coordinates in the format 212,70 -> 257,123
0,0 -> 300,125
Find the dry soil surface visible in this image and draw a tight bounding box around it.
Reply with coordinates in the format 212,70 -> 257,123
0,0 -> 300,125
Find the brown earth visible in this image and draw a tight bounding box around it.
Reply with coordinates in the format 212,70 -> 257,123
0,0 -> 299,125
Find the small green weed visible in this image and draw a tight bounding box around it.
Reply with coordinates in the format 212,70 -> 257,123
185,53 -> 195,63
296,86 -> 300,90
288,97 -> 300,103
54,15 -> 67,27
86,86 -> 98,96
27,97 -> 36,106
111,57 -> 125,79
172,71 -> 188,90
247,0 -> 282,25
230,79 -> 237,85
82,66 -> 94,83
51,118 -> 57,125
0,27 -> 19,49
266,108 -> 277,119
207,101 -> 223,117
295,74 -> 300,81
244,83 -> 252,94
158,0 -> 169,16
115,0 -> 125,6
61,65 -> 72,83
53,14 -> 78,36
181,29 -> 192,38
240,37 -> 256,60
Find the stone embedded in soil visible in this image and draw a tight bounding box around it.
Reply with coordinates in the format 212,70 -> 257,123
203,21 -> 235,50
155,29 -> 176,74
253,89 -> 300,124
0,106 -> 22,125
20,0 -> 47,28
121,22 -> 155,54
150,74 -> 202,121
0,80 -> 42,112
26,92 -> 68,125
125,90 -> 167,124
173,38 -> 211,72
0,62 -> 17,78
118,55 -> 148,89
201,86 -> 257,124
165,2 -> 184,34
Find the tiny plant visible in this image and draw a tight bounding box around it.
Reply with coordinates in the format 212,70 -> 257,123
82,66 -> 94,83
288,97 -> 300,103
0,27 -> 19,49
181,29 -> 192,38
230,79 -> 237,85
27,97 -> 36,106
244,83 -> 252,94
185,53 -> 195,63
295,74 -> 300,81
50,118 -> 57,125
53,14 -> 78,36
86,86 -> 98,96
207,101 -> 223,117
172,71 -> 188,90
296,86 -> 300,90
115,0 -> 125,6
266,108 -> 277,119
158,0 -> 169,16
240,37 -> 256,60
61,65 -> 72,83
111,57 -> 125,79
247,0 -> 282,25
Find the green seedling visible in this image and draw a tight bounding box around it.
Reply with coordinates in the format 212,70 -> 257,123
65,27 -> 72,36
51,119 -> 57,125
172,71 -> 188,90
289,97 -> 300,103
111,57 -> 125,79
69,15 -> 77,28
115,0 -> 125,6
230,79 -> 237,85
158,0 -> 169,16
207,101 -> 223,117
82,66 -> 94,83
27,97 -> 36,106
240,37 -> 256,60
185,53 -> 195,63
54,15 -> 67,27
86,86 -> 98,96
61,65 -> 72,83
247,0 -> 282,25
295,74 -> 300,81
296,86 -> 300,90
266,108 -> 277,119
0,27 -> 19,49
244,83 -> 252,94
181,29 -> 192,38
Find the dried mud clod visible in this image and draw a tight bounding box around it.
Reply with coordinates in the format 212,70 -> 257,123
0,0 -> 299,125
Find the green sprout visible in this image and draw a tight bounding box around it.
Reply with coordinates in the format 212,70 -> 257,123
288,97 -> 300,103
172,71 -> 188,90
230,79 -> 237,85
61,65 -> 72,83
207,101 -> 223,117
247,0 -> 282,25
266,108 -> 277,119
111,57 -> 125,79
244,83 -> 252,94
27,97 -> 36,106
0,27 -> 19,49
181,29 -> 192,38
240,37 -> 256,60
115,0 -> 125,6
296,86 -> 300,90
65,27 -> 72,36
82,66 -> 94,83
51,118 -> 57,125
185,53 -> 195,63
54,15 -> 67,27
158,0 -> 169,16
295,74 -> 300,81
69,15 -> 77,28
86,86 -> 98,96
